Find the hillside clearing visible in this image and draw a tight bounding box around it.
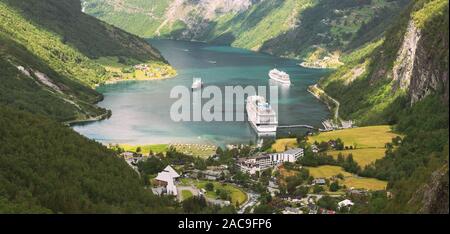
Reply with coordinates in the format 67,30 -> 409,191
270,138 -> 298,152
308,125 -> 399,148
307,165 -> 387,191
327,148 -> 387,167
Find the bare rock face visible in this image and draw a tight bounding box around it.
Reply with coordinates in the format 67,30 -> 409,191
164,0 -> 259,39
409,165 -> 449,214
392,19 -> 449,105
392,20 -> 421,92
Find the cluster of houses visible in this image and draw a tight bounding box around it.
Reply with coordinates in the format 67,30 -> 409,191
238,148 -> 304,175
187,165 -> 230,181
321,119 -> 354,131
133,64 -> 150,71
120,151 -> 144,172
280,196 -> 355,214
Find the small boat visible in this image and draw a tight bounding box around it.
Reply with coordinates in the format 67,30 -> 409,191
207,60 -> 217,64
191,77 -> 202,91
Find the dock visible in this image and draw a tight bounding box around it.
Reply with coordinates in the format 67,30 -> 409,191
277,125 -> 316,130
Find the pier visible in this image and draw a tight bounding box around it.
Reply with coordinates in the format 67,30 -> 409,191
277,125 -> 316,130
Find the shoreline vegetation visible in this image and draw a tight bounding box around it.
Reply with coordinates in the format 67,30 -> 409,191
111,143 -> 217,159
65,110 -> 112,126
98,57 -> 177,85
307,84 -> 340,122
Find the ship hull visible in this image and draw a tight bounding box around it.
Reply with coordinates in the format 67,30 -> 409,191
246,96 -> 278,135
248,120 -> 277,135
269,76 -> 291,85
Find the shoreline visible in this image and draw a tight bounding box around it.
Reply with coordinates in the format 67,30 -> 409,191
307,84 -> 340,122
65,110 -> 112,126
102,73 -> 177,85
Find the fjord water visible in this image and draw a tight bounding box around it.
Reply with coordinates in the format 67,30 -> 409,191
73,40 -> 330,146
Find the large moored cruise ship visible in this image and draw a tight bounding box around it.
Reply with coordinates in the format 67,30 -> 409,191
269,69 -> 291,85
246,96 -> 278,134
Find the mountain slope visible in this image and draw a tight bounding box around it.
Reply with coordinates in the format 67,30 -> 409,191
319,0 -> 448,124
1,0 -> 171,122
0,105 -> 178,213
317,0 -> 449,213
83,0 -> 408,65
0,0 -> 179,214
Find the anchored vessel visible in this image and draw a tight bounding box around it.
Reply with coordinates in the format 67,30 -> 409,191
269,69 -> 291,85
246,95 -> 278,135
191,77 -> 203,91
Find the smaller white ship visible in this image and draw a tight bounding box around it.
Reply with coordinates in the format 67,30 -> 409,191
207,60 -> 217,64
191,77 -> 203,91
269,69 -> 291,85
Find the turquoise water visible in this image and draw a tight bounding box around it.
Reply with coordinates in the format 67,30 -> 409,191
73,40 -> 330,145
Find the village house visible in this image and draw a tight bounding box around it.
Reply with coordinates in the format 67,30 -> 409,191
312,178 -> 326,185
311,144 -> 319,153
282,207 -> 303,214
338,199 -> 354,210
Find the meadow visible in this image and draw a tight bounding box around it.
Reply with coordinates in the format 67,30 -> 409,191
180,179 -> 247,206
270,138 -> 298,152
307,165 -> 387,191
308,125 -> 399,148
327,148 -> 387,167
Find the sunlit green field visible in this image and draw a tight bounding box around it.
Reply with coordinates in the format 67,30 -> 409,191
120,144 -> 168,155
181,190 -> 193,200
181,179 -> 247,206
270,138 -> 298,152
308,125 -> 399,148
307,165 -> 387,191
327,148 -> 387,167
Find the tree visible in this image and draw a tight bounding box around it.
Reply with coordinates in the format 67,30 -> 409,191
182,196 -> 207,213
329,181 -> 340,192
205,183 -> 214,192
335,138 -> 345,150
313,185 -> 324,194
317,196 -> 338,210
294,186 -> 309,198
253,204 -> 274,214
136,146 -> 142,153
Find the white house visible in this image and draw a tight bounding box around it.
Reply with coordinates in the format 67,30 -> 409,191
338,199 -> 354,209
155,165 -> 180,196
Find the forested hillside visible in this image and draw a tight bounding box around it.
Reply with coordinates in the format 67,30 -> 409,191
83,0 -> 408,66
0,0 -> 170,122
317,0 -> 449,213
0,106 -> 178,213
0,0 -> 178,213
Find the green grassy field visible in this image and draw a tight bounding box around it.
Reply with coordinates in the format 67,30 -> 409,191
181,190 -> 193,200
307,165 -> 387,191
270,138 -> 298,152
172,144 -> 217,159
96,56 -> 177,82
120,144 -> 169,155
182,179 -> 247,206
327,148 -> 387,167
308,125 -> 399,148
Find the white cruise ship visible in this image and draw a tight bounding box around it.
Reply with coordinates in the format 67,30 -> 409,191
246,96 -> 278,134
269,69 -> 291,85
191,77 -> 202,90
